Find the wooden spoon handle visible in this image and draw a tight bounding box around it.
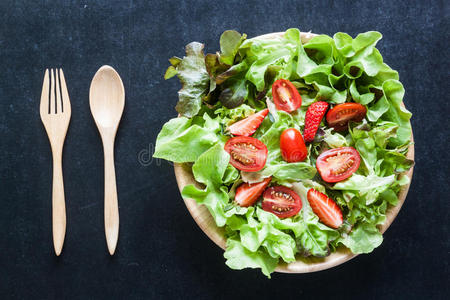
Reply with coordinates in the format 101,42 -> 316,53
103,138 -> 119,255
52,147 -> 66,256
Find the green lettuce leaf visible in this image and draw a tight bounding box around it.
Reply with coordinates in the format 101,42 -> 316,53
349,39 -> 383,76
333,174 -> 396,205
241,161 -> 316,183
164,65 -> 178,80
339,222 -> 383,254
380,79 -> 412,146
333,32 -> 355,57
153,116 -> 219,162
378,150 -> 414,175
295,210 -> 340,257
344,194 -> 388,225
322,128 -> 349,148
333,173 -> 395,191
192,143 -> 230,186
367,95 -> 389,122
181,143 -> 231,226
224,237 -> 278,278
284,29 -> 348,104
355,135 -> 377,175
334,31 -> 383,77
219,78 -> 248,108
182,184 -> 229,227
245,48 -> 293,91
215,104 -> 256,126
287,28 -> 319,78
222,165 -> 239,185
349,120 -> 413,178
219,30 -> 247,65
350,80 -> 374,105
238,208 -> 297,262
164,56 -> 182,79
370,121 -> 398,148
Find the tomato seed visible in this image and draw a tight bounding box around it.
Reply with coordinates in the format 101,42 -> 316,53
231,151 -> 254,165
277,86 -> 291,103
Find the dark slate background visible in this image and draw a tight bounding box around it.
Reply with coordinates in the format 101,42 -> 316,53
0,0 -> 448,299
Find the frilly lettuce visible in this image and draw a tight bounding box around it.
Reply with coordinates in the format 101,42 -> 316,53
153,115 -> 219,163
214,104 -> 255,126
338,222 -> 383,254
224,236 -> 278,278
182,144 -> 231,226
173,42 -> 210,118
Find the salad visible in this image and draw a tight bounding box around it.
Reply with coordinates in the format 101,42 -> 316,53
154,29 -> 414,277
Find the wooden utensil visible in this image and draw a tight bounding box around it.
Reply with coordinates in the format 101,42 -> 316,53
89,65 -> 125,255
174,32 -> 415,273
40,68 -> 72,256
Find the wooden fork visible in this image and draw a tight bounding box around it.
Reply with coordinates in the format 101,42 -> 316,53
40,68 -> 71,256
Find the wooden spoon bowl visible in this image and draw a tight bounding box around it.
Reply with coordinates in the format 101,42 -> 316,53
174,32 -> 415,273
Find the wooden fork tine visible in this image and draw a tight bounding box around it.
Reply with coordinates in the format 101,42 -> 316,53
40,69 -> 49,116
59,69 -> 71,114
50,69 -> 56,114
55,69 -> 61,113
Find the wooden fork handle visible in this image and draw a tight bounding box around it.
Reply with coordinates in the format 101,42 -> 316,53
52,147 -> 66,256
103,138 -> 119,255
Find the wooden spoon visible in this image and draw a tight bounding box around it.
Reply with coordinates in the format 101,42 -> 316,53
89,65 -> 125,255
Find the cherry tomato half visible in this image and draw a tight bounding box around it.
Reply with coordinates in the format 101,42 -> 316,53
262,186 -> 302,218
280,128 -> 308,163
235,177 -> 271,207
225,136 -> 268,172
272,79 -> 302,112
316,147 -> 361,183
326,103 -> 367,131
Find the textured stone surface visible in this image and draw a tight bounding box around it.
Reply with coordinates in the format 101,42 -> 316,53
0,0 -> 448,298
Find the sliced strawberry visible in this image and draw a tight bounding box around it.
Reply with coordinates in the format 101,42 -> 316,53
235,177 -> 271,207
307,188 -> 343,229
228,109 -> 269,136
303,101 -> 329,142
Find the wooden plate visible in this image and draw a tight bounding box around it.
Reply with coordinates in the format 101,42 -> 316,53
174,32 -> 415,273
